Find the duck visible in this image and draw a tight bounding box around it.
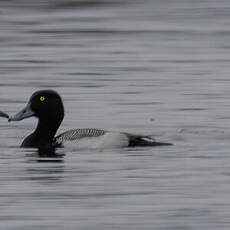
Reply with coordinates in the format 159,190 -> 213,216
8,90 -> 172,149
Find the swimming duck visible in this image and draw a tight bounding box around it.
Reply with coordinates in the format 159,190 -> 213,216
8,90 -> 172,149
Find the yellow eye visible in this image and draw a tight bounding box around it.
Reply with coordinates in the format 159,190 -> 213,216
40,96 -> 45,101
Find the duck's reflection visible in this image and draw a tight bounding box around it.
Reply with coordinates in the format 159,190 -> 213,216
25,147 -> 65,183
37,147 -> 65,161
25,147 -> 65,160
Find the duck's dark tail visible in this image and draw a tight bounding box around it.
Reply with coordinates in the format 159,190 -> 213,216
0,111 -> 9,119
128,134 -> 172,147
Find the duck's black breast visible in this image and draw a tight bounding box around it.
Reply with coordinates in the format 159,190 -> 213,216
21,132 -> 54,148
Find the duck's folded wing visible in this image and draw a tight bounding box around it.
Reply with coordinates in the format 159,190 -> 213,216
54,128 -> 106,145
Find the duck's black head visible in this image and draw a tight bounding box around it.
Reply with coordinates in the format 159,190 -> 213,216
9,90 -> 64,124
9,90 -> 64,147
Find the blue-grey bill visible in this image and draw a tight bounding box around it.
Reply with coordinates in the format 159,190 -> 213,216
0,111 -> 9,119
8,104 -> 34,122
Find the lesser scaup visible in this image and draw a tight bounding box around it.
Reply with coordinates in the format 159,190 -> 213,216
8,90 -> 172,149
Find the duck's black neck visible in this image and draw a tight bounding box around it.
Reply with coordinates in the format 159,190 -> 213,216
21,118 -> 62,148
34,118 -> 60,142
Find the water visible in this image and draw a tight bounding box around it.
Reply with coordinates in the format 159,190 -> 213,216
1,0 -> 230,229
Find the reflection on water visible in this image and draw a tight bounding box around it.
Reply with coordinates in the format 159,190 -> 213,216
26,163 -> 65,183
1,0 -> 230,229
24,148 -> 65,182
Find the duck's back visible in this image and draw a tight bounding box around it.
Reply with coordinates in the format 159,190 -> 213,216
54,128 -> 130,149
54,128 -> 106,143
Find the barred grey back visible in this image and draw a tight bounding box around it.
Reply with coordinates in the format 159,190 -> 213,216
54,128 -> 106,144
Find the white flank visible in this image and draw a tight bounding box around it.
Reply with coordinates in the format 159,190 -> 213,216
62,132 -> 129,150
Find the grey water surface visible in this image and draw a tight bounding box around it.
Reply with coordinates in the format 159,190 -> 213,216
1,0 -> 230,229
